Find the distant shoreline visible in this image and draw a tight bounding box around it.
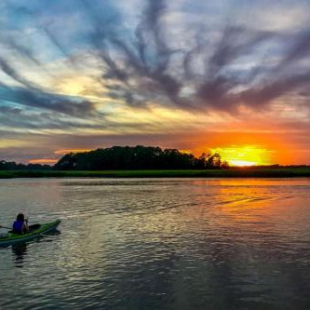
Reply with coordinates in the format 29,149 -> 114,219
1,168 -> 310,179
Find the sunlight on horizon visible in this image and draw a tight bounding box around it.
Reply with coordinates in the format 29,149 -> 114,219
212,146 -> 272,167
229,160 -> 258,167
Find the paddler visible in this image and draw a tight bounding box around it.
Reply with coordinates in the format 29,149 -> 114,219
12,213 -> 29,234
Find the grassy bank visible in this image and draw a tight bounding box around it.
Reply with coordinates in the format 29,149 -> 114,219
1,167 -> 310,179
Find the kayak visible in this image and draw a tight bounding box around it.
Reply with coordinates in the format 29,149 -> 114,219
0,220 -> 61,247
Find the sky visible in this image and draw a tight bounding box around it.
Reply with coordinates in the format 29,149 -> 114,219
1,0 -> 310,166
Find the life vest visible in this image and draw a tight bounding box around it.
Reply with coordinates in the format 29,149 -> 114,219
13,220 -> 24,234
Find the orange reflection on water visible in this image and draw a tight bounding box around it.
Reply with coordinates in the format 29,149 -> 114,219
181,179 -> 310,241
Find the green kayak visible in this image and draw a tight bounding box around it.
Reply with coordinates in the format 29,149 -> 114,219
0,220 -> 61,247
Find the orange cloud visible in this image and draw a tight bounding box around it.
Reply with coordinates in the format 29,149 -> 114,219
28,159 -> 58,164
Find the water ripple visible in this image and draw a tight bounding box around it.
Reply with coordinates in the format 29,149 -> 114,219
1,178 -> 310,309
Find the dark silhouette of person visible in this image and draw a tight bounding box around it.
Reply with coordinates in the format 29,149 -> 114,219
12,213 -> 29,234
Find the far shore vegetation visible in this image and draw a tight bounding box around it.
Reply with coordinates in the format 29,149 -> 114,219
1,168 -> 310,179
1,145 -> 310,178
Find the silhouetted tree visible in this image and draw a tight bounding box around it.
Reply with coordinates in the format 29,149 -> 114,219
54,146 -> 229,170
54,153 -> 77,170
0,160 -> 52,170
206,153 -> 222,169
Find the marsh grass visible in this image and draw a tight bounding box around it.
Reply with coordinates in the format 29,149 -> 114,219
1,167 -> 310,179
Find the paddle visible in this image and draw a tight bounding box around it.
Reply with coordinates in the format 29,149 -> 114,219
0,217 -> 30,231
0,226 -> 12,230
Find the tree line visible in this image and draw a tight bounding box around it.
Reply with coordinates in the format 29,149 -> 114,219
54,146 -> 229,170
0,146 -> 229,171
0,160 -> 52,171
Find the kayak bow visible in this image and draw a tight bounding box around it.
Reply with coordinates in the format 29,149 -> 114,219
0,220 -> 61,247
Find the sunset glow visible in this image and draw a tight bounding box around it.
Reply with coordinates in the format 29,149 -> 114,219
229,160 -> 258,167
212,146 -> 271,167
29,159 -> 58,164
0,0 -> 309,165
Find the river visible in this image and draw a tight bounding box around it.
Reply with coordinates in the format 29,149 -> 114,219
1,178 -> 310,310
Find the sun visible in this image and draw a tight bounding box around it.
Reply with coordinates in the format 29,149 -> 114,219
211,146 -> 271,167
228,160 -> 258,167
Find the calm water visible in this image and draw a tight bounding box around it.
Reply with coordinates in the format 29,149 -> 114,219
1,178 -> 310,310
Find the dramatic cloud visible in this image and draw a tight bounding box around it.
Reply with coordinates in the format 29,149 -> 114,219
0,0 -> 310,164
72,0 -> 310,112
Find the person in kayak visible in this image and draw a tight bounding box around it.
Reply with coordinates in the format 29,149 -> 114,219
13,213 -> 29,234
